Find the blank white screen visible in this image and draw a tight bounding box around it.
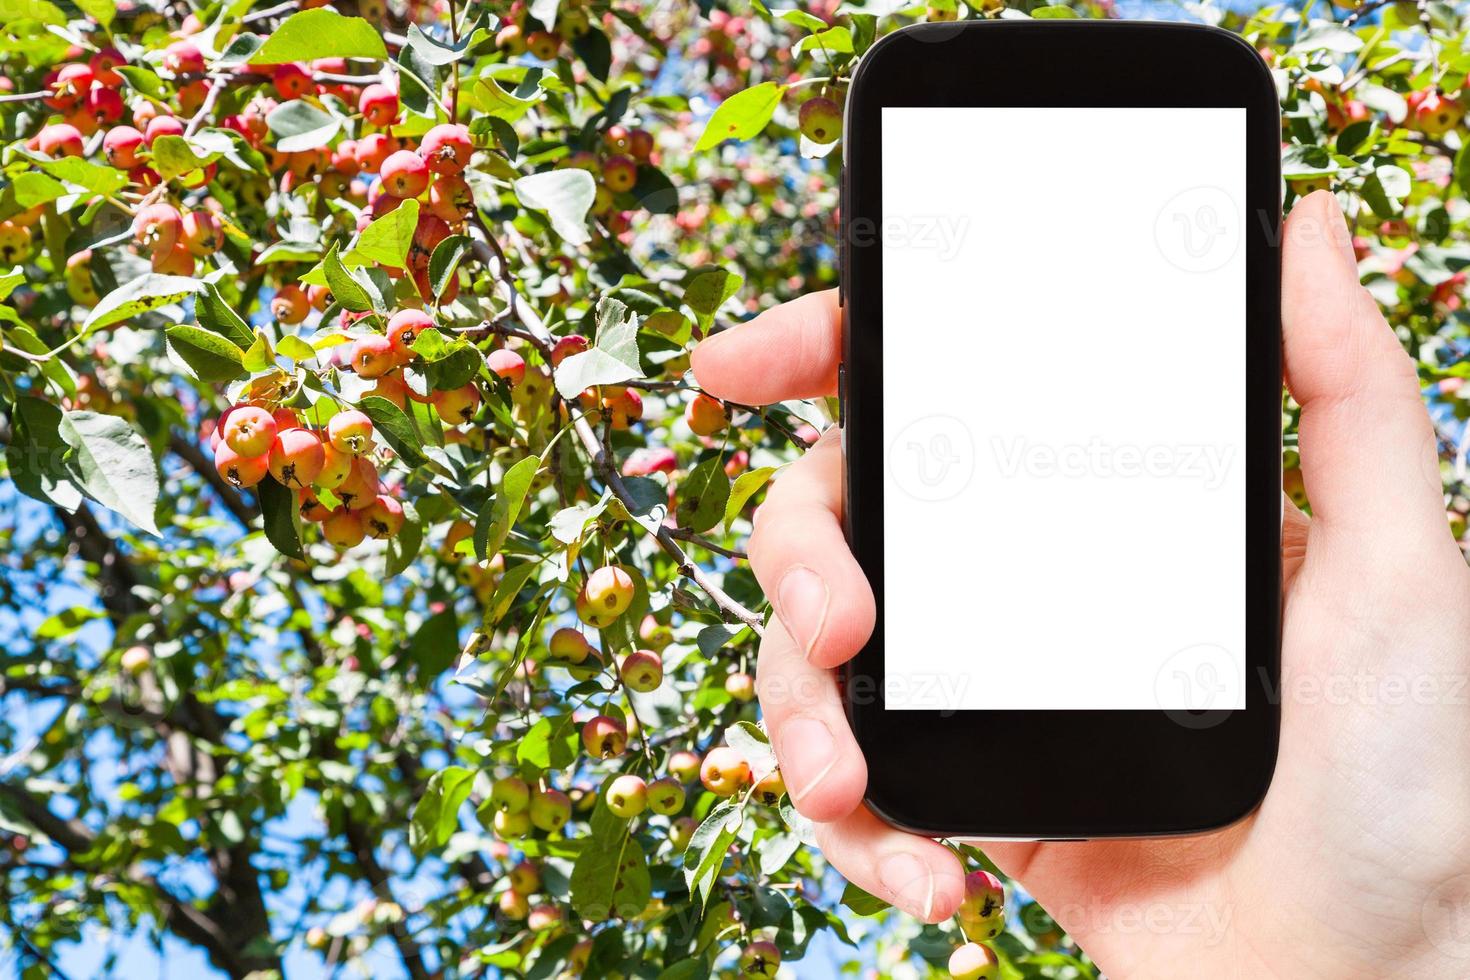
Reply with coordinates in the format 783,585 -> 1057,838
880,106 -> 1247,711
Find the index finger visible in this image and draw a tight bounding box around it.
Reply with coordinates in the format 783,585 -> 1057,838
690,289 -> 840,404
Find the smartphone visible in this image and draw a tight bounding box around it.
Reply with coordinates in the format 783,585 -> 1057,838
840,20 -> 1282,839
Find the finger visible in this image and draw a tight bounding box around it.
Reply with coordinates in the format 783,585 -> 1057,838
1283,191 -> 1447,542
757,616 -> 867,824
813,806 -> 965,923
690,290 -> 840,404
1283,493 -> 1310,590
748,428 -> 876,669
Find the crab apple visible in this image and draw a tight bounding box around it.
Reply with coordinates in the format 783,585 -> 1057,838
215,443 -> 269,488
179,210 -> 223,256
496,23 -> 526,53
1409,88 -> 1465,137
380,150 -> 429,199
597,386 -> 642,430
585,565 -> 635,618
948,943 -> 999,980
54,63 -> 94,101
222,405 -> 278,457
487,348 -> 527,386
628,127 -> 655,161
304,926 -> 329,951
268,428 -> 326,489
668,750 -> 702,784
315,442 -> 354,490
604,774 -> 648,819
646,777 -> 685,816
37,123 -> 84,158
420,123 -> 473,175
352,335 -> 397,379
548,627 -> 595,664
322,508 -> 366,548
602,154 -> 638,193
335,457 -> 380,511
144,114 -> 184,144
529,788 -> 572,832
622,447 -> 676,477
581,715 -> 628,759
177,78 -> 210,115
0,223 -> 32,264
327,410 -> 375,455
752,770 -> 786,806
725,671 -> 756,702
526,905 -> 560,931
957,870 -> 1006,940
271,285 -> 309,324
90,47 -> 126,86
550,333 -> 589,366
620,649 -> 663,693
668,815 -> 698,851
131,203 -> 179,255
299,489 -> 330,522
362,495 -> 404,539
700,746 -> 750,797
270,62 -> 316,100
163,40 -> 204,74
358,83 -> 399,127
740,941 -> 781,979
799,96 -> 843,144
355,133 -> 396,172
65,250 -> 98,304
385,308 -> 432,360
102,126 -> 144,168
432,383 -> 481,425
273,408 -> 301,432
493,808 -> 530,840
151,242 -> 195,275
526,30 -> 562,60
685,392 -> 728,436
120,645 -> 151,674
409,213 -> 451,271
603,124 -> 633,154
497,890 -> 529,920
427,173 -> 473,222
85,87 -> 124,126
491,775 -> 531,813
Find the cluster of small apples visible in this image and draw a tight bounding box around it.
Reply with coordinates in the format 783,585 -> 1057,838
551,120 -> 658,228
483,773 -> 574,844
494,0 -> 595,63
339,308 -> 487,426
946,870 -> 1007,979
207,403 -> 406,549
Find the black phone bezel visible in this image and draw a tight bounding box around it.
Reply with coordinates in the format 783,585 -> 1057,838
840,20 -> 1283,839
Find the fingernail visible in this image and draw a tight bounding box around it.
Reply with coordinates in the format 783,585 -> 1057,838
778,565 -> 828,659
880,852 -> 935,920
780,717 -> 837,802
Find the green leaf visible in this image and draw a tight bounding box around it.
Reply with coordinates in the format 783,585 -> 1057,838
553,296 -> 641,398
357,396 -> 430,468
386,500 -> 423,576
683,801 -> 741,910
0,266 -> 23,302
251,8 -> 389,64
476,454 -> 539,562
58,411 -> 161,536
793,25 -> 853,56
345,199 -> 419,269
684,267 -> 743,327
471,77 -> 539,121
241,329 -> 276,373
572,27 -> 611,81
148,133 -> 231,182
675,456 -> 730,533
725,720 -> 777,775
409,765 -> 475,856
115,66 -> 166,99
83,274 -> 203,334
166,324 -> 246,382
266,100 -> 341,154
407,607 -> 460,677
73,0 -> 114,26
1,172 -> 65,214
0,0 -> 66,27
196,283 -> 254,350
257,478 -> 304,559
428,235 -> 471,300
38,157 -> 127,197
276,335 -> 316,361
570,818 -> 651,921
7,397 -> 83,511
405,20 -> 490,65
695,82 -> 786,151
725,465 -> 775,529
323,242 -> 374,312
839,882 -> 891,917
514,169 -> 596,245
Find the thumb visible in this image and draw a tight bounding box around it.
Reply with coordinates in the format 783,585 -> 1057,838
1282,191 -> 1448,547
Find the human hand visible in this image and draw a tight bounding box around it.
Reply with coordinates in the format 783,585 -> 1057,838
690,190 -> 1470,978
